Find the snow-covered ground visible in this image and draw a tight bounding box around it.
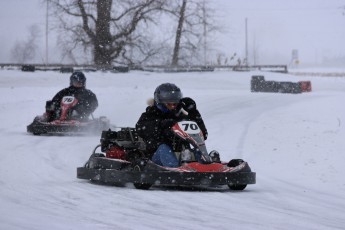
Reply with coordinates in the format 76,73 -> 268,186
0,69 -> 344,230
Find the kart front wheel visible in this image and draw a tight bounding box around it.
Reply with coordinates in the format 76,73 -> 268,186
227,159 -> 248,191
228,184 -> 247,190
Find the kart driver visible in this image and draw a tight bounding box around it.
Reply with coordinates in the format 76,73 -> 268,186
135,83 -> 208,167
45,71 -> 98,121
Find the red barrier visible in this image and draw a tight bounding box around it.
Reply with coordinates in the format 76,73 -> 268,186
298,81 -> 312,92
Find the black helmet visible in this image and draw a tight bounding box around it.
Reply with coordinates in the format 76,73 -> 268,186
154,83 -> 182,104
70,71 -> 86,87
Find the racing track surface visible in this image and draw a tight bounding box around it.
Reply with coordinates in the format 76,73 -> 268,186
0,70 -> 345,230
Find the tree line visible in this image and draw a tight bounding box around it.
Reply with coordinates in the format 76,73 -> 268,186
12,0 -> 221,67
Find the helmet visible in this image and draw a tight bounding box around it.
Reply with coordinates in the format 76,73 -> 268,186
70,71 -> 86,87
154,83 -> 182,104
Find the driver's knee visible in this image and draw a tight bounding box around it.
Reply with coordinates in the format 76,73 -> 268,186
152,144 -> 179,167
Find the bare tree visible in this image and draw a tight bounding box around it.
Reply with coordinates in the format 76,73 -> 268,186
168,0 -> 219,66
11,25 -> 41,63
48,0 -> 166,66
171,0 -> 187,66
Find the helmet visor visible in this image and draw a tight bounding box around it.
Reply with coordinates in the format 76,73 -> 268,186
159,90 -> 182,103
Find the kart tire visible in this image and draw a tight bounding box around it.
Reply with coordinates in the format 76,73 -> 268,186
133,163 -> 152,190
227,159 -> 244,167
227,159 -> 247,191
32,129 -> 47,135
228,184 -> 247,191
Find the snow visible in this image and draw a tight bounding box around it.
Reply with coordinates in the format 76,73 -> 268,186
0,69 -> 345,230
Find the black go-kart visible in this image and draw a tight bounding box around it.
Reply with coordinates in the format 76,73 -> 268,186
77,120 -> 256,190
27,96 -> 111,135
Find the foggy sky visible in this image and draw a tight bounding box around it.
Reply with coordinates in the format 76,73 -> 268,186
0,0 -> 344,66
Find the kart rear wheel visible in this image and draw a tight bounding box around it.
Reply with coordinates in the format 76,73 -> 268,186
133,164 -> 152,190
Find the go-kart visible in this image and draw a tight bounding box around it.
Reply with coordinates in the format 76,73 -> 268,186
27,96 -> 111,135
77,120 -> 256,190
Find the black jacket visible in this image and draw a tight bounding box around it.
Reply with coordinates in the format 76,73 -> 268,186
51,86 -> 98,118
136,97 -> 208,156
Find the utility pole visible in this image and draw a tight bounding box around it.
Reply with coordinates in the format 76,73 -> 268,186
45,0 -> 49,64
245,17 -> 248,66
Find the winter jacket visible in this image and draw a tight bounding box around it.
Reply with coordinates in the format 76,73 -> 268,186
136,97 -> 208,157
51,86 -> 98,119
